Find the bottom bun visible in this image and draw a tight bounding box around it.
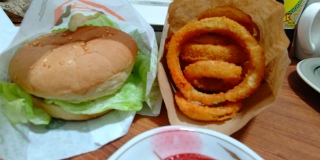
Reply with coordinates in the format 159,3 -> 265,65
32,97 -> 112,121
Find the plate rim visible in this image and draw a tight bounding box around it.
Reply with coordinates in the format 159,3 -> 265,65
297,57 -> 320,93
109,125 -> 263,160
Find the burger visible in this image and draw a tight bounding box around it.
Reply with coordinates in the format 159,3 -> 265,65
0,25 -> 147,124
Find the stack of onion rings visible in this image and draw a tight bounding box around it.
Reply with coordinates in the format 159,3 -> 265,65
166,7 -> 265,121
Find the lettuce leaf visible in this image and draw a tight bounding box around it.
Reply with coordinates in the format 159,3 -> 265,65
133,50 -> 151,84
133,50 -> 151,94
79,13 -> 120,29
0,82 -> 51,125
68,13 -> 120,31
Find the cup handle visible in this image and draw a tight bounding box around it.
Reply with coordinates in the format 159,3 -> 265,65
297,2 -> 320,55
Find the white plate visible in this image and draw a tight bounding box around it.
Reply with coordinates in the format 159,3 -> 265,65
297,57 -> 320,93
109,126 -> 263,160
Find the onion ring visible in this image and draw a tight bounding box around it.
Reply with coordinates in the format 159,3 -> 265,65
191,78 -> 241,93
183,60 -> 242,93
181,43 -> 246,64
175,91 -> 242,121
166,17 -> 265,105
198,6 -> 260,40
198,6 -> 254,34
184,60 -> 242,82
187,34 -> 232,45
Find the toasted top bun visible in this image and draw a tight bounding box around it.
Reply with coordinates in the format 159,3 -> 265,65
9,26 -> 138,102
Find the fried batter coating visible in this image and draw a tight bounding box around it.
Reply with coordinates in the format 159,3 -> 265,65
181,43 -> 246,64
175,92 -> 242,121
184,60 -> 242,81
187,34 -> 232,45
183,60 -> 242,93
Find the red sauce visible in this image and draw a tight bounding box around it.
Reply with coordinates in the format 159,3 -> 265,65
164,153 -> 215,160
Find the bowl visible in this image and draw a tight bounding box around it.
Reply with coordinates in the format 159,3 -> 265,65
109,125 -> 263,160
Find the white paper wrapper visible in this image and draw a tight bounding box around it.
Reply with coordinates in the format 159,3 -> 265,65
0,0 -> 162,159
0,8 -> 19,54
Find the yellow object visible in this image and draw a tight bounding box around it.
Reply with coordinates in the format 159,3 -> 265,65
283,0 -> 308,29
284,0 -> 300,13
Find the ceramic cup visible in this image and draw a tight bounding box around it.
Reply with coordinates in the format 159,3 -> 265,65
295,2 -> 320,60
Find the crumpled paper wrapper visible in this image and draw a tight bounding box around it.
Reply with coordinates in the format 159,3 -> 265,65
158,0 -> 290,135
0,0 -> 162,159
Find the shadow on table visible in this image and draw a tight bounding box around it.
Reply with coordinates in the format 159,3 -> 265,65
231,119 -> 253,139
287,70 -> 320,113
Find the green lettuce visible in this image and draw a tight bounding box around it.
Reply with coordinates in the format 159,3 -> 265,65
0,13 -> 151,125
0,83 -> 51,125
68,13 -> 120,31
133,50 -> 151,93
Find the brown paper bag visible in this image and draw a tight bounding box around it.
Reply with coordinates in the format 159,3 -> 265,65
157,0 -> 290,135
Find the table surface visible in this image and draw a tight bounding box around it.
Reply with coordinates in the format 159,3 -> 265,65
68,48 -> 320,159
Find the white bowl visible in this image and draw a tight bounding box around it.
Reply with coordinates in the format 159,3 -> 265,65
109,125 -> 263,160
297,57 -> 320,93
